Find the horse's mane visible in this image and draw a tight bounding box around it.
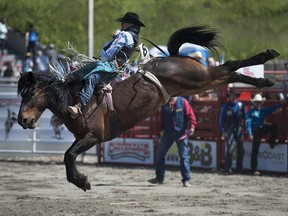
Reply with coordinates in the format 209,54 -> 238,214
167,25 -> 225,56
18,71 -> 83,113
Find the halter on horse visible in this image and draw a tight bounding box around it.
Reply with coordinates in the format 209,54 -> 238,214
17,25 -> 279,191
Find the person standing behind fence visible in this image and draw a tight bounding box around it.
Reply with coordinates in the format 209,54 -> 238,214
3,61 -> 14,77
245,93 -> 284,176
148,96 -> 197,187
22,52 -> 33,72
279,62 -> 288,100
0,18 -> 8,59
220,90 -> 246,174
25,23 -> 38,68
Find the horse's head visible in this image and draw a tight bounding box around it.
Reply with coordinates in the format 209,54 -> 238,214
17,71 -> 83,129
17,72 -> 49,129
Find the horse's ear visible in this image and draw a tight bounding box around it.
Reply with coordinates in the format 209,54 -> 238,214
27,72 -> 36,83
27,72 -> 34,77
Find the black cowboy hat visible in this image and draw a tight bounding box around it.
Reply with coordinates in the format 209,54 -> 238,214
115,12 -> 145,27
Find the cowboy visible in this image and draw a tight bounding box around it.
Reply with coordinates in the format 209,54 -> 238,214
148,96 -> 197,187
68,12 -> 145,116
220,89 -> 246,174
245,93 -> 284,175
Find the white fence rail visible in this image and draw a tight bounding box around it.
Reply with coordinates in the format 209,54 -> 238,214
0,81 -> 97,156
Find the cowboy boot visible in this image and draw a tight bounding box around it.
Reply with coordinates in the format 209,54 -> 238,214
67,103 -> 82,115
67,96 -> 83,116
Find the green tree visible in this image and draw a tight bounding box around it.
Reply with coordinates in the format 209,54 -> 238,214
0,0 -> 287,60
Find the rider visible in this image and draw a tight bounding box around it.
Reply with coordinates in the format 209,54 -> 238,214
67,12 -> 145,116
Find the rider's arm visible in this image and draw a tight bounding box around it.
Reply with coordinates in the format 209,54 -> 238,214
245,109 -> 253,136
183,99 -> 197,129
262,103 -> 281,115
100,31 -> 134,62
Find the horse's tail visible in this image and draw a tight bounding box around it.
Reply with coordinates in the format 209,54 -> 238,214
167,25 -> 225,56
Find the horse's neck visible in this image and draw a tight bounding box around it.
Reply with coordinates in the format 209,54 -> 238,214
48,106 -> 66,124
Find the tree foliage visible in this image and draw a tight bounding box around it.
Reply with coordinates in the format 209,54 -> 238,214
0,0 -> 287,60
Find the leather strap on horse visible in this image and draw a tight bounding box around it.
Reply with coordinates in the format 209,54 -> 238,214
103,84 -> 123,139
138,69 -> 170,103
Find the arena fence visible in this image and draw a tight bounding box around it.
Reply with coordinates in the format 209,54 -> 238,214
1,73 -> 288,173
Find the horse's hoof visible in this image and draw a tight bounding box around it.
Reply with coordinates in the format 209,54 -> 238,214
82,181 -> 91,192
267,49 -> 280,58
265,77 -> 275,87
85,182 -> 91,190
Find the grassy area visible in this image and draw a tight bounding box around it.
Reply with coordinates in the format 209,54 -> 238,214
1,0 -> 287,61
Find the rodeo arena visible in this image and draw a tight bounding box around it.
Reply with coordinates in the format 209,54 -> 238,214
1,14 -> 288,216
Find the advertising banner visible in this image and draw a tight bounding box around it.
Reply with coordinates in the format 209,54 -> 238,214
242,142 -> 287,172
165,140 -> 217,169
236,65 -> 264,78
103,138 -> 154,165
233,65 -> 264,87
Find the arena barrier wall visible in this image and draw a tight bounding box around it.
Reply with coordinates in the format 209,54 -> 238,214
1,73 -> 288,173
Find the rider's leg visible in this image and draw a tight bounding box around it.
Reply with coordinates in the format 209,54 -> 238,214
68,73 -> 101,115
67,62 -> 118,116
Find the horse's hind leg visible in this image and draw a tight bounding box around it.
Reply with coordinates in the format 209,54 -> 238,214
214,49 -> 280,88
227,72 -> 274,88
223,49 -> 280,71
64,138 -> 98,191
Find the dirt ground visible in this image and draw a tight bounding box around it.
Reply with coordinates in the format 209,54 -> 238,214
0,155 -> 288,216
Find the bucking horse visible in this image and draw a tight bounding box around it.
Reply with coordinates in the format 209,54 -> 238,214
17,25 -> 279,191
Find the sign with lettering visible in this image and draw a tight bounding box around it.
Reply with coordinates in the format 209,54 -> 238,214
242,142 -> 287,172
233,65 -> 264,87
165,140 -> 217,168
237,65 -> 264,78
103,138 -> 154,165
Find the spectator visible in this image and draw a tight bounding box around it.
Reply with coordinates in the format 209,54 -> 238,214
3,61 -> 14,77
148,96 -> 197,187
47,43 -> 58,62
0,18 -> 8,59
279,62 -> 288,100
207,56 -> 217,67
245,93 -> 284,175
25,23 -> 38,67
22,52 -> 34,72
220,90 -> 246,174
36,50 -> 49,72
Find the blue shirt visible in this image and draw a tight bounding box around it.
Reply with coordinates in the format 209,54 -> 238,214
100,31 -> 135,62
220,100 -> 246,132
245,103 -> 281,136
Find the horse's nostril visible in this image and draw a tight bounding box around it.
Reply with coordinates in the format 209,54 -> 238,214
22,118 -> 27,124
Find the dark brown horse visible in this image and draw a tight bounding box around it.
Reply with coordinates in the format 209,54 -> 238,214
17,26 -> 279,191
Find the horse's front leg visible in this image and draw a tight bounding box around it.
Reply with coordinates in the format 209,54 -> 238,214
223,49 -> 280,71
64,137 -> 99,191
